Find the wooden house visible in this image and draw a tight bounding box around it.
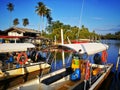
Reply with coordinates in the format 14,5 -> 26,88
3,27 -> 40,37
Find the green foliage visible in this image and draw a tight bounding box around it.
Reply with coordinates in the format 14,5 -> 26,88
13,18 -> 19,26
22,18 -> 29,27
35,2 -> 52,32
101,31 -> 120,40
7,2 -> 14,12
46,20 -> 99,42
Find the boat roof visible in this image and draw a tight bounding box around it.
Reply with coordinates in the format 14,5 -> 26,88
57,43 -> 109,55
0,35 -> 28,39
0,43 -> 35,53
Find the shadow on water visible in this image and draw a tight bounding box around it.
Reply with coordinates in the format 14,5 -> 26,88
97,71 -> 119,90
109,71 -> 120,90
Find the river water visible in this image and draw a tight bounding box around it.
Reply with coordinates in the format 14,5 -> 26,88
104,40 -> 120,90
100,40 -> 120,72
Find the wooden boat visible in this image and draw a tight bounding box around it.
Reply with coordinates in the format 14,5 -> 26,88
9,42 -> 113,90
0,43 -> 50,81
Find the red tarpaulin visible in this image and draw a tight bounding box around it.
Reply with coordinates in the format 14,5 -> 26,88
0,36 -> 28,39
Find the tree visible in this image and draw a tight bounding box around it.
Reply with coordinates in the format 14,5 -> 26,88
23,18 -> 29,27
44,8 -> 52,33
35,2 -> 52,35
71,26 -> 80,39
7,2 -> 14,27
46,8 -> 52,25
46,20 -> 95,41
35,2 -> 46,32
13,18 -> 19,26
101,31 -> 120,40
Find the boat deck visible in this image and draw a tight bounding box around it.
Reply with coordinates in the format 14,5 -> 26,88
54,74 -> 85,90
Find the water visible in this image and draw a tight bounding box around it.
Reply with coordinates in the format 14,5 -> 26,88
104,40 -> 120,90
101,40 -> 120,72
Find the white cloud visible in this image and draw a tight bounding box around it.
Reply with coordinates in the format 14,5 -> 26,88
92,17 -> 103,20
94,24 -> 120,32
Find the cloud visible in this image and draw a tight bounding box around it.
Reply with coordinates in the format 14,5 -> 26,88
117,25 -> 120,27
95,24 -> 120,32
92,17 -> 103,20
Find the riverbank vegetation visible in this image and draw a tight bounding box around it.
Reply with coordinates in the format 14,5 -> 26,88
101,31 -> 120,40
44,20 -> 99,41
44,20 -> 120,41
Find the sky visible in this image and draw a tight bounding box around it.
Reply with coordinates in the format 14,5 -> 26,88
0,0 -> 120,35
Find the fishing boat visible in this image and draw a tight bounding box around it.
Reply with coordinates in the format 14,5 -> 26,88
0,43 -> 50,81
10,42 -> 113,90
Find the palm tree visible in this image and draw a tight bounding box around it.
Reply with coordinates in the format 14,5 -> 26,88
45,8 -> 52,33
35,2 -> 46,33
46,8 -> 52,24
13,18 -> 19,26
22,18 -> 29,27
35,2 -> 52,35
7,2 -> 14,27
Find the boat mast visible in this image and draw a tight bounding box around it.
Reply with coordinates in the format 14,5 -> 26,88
77,0 -> 85,40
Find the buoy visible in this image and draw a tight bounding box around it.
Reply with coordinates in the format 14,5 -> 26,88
17,52 -> 28,65
101,50 -> 108,63
85,61 -> 90,80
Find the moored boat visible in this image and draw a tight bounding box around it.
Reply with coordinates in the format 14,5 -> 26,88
9,42 -> 113,90
0,43 -> 50,81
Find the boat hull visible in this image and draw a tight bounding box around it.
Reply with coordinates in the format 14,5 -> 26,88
0,63 -> 50,81
9,64 -> 113,90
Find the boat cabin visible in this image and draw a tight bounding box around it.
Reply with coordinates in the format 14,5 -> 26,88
0,43 -> 50,82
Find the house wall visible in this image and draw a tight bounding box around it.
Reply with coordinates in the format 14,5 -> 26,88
8,32 -> 23,36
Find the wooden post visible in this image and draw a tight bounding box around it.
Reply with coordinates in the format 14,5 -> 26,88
61,29 -> 65,66
61,29 -> 64,45
116,48 -> 120,71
